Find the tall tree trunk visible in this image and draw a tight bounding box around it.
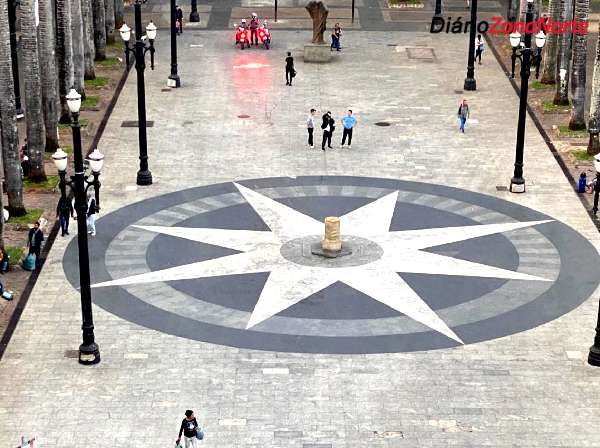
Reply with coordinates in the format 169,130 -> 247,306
92,0 -> 107,60
587,32 -> 600,154
56,0 -> 75,123
114,0 -> 124,28
568,0 -> 588,130
519,0 -> 528,20
38,0 -> 60,152
19,0 -> 47,182
0,137 -> 6,249
81,0 -> 96,79
0,0 -> 26,216
553,0 -> 573,105
104,0 -> 115,44
71,0 -> 86,96
541,0 -> 560,84
507,0 -> 518,21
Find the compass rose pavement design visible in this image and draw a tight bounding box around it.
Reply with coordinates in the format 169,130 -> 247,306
63,176 -> 600,354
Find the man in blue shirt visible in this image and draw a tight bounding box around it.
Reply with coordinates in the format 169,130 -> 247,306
341,109 -> 356,148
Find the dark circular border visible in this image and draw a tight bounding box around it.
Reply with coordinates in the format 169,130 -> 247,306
63,176 -> 600,353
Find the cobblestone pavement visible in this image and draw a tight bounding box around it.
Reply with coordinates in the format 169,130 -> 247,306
1,31 -> 600,447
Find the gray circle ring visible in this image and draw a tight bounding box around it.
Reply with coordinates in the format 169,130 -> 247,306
63,176 -> 600,354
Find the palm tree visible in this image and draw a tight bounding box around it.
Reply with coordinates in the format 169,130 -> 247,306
507,0 -> 518,21
81,0 -> 96,79
72,0 -> 87,96
553,0 -> 572,106
541,0 -> 560,84
105,0 -> 115,44
115,0 -> 124,28
587,33 -> 600,154
0,0 -> 26,215
19,0 -> 47,182
56,0 -> 75,123
568,0 -> 588,130
38,0 -> 60,152
93,0 -> 107,60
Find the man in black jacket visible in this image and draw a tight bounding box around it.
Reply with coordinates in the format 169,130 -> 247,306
321,111 -> 335,151
176,409 -> 200,447
27,221 -> 44,269
56,196 -> 74,237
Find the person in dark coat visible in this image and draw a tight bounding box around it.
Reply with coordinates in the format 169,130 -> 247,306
285,52 -> 294,86
56,196 -> 74,237
176,409 -> 200,448
176,5 -> 183,34
321,111 -> 335,151
27,221 -> 44,269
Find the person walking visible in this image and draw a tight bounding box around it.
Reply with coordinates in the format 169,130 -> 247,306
86,193 -> 98,237
176,5 -> 183,34
27,221 -> 44,269
475,34 -> 484,64
285,52 -> 295,86
341,109 -> 356,148
56,195 -> 74,237
321,111 -> 335,150
176,410 -> 201,448
457,99 -> 469,133
331,22 -> 342,51
307,108 -> 316,148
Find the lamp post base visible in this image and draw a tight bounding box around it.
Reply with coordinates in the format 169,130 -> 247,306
16,107 -> 24,119
79,342 -> 101,365
189,11 -> 200,22
168,74 -> 181,88
588,344 -> 600,367
510,177 -> 525,193
137,169 -> 153,186
464,77 -> 476,91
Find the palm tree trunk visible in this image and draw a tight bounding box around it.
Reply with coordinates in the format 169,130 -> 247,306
93,0 -> 107,60
56,0 -> 75,123
38,0 -> 60,152
0,0 -> 26,215
568,0 -> 588,130
553,0 -> 573,105
19,0 -> 47,182
114,0 -> 124,28
72,0 -> 86,96
105,0 -> 115,44
587,33 -> 600,154
507,0 -> 518,21
82,0 -> 96,79
0,137 -> 6,249
541,0 -> 560,84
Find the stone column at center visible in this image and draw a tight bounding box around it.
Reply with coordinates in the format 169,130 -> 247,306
322,216 -> 342,252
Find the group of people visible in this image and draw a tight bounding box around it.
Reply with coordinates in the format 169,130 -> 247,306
56,193 -> 98,238
306,109 -> 357,151
238,13 -> 268,46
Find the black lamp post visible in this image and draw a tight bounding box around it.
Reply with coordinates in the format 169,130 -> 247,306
434,0 -> 442,18
275,0 -> 278,22
589,155 -> 600,367
508,0 -> 546,193
119,3 -> 156,186
52,88 -> 104,366
8,0 -> 24,118
168,0 -> 181,88
463,0 -> 478,90
190,0 -> 200,22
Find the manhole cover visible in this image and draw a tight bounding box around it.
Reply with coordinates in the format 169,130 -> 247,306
182,121 -> 194,126
238,114 -> 250,119
406,47 -> 436,61
375,121 -> 391,126
496,185 -> 508,191
121,120 -> 154,128
161,88 -> 171,92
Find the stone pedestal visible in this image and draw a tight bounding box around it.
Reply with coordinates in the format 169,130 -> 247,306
304,43 -> 332,62
322,217 -> 341,251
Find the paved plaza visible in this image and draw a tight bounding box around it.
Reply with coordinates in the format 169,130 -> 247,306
1,27 -> 600,447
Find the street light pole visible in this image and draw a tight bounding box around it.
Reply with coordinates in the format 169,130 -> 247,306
589,156 -> 600,367
351,0 -> 355,23
508,0 -> 546,193
434,0 -> 442,18
8,0 -> 24,118
120,2 -> 156,186
463,0 -> 477,90
190,0 -> 200,22
168,0 -> 181,88
53,89 -> 104,365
